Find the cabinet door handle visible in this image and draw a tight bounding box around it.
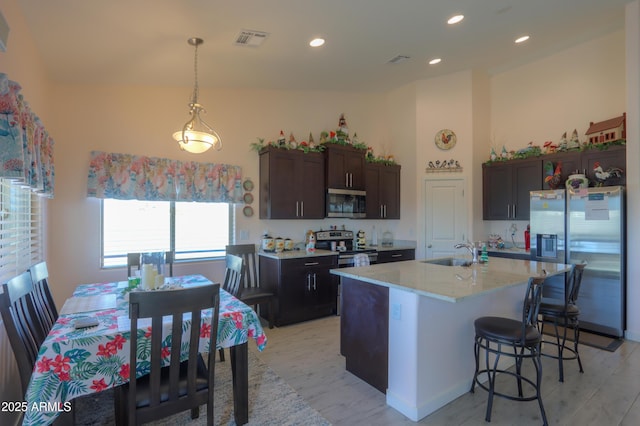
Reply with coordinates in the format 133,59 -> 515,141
391,254 -> 402,258
313,273 -> 317,290
506,204 -> 510,218
296,201 -> 299,217
380,205 -> 383,218
383,205 -> 387,218
513,204 -> 516,218
307,274 -> 311,291
350,173 -> 353,188
300,201 -> 304,217
345,173 -> 349,187
304,262 -> 320,266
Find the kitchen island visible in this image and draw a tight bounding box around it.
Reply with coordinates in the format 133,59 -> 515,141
331,256 -> 571,422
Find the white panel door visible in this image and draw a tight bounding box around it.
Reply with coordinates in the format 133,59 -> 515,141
424,178 -> 466,259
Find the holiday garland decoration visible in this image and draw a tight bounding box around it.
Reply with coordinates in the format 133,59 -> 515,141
250,113 -> 397,164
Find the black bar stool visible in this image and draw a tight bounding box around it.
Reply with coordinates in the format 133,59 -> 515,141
470,276 -> 548,425
539,263 -> 587,382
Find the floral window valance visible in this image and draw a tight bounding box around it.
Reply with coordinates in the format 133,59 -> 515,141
87,151 -> 243,203
0,73 -> 55,197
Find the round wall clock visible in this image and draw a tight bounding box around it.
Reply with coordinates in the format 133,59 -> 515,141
435,129 -> 457,150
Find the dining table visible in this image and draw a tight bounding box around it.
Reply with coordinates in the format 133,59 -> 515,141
22,274 -> 267,426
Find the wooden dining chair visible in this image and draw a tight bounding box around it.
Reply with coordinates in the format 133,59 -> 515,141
218,254 -> 244,362
115,283 -> 221,426
28,261 -> 59,335
226,244 -> 275,329
127,251 -> 174,278
0,271 -> 47,396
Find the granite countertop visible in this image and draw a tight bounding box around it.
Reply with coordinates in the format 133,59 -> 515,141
331,256 -> 571,303
258,249 -> 338,260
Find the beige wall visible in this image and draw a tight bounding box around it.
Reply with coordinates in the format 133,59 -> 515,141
484,29 -> 628,241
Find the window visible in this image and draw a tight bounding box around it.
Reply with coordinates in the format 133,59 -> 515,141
101,199 -> 233,268
0,178 -> 45,284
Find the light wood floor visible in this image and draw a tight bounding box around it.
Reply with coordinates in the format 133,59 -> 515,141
251,315 -> 640,425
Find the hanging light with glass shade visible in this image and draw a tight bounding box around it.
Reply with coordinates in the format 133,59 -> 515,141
173,37 -> 222,153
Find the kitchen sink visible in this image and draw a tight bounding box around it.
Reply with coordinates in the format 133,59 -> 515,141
421,257 -> 473,267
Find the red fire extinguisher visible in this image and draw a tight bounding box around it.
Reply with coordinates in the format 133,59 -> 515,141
524,225 -> 531,251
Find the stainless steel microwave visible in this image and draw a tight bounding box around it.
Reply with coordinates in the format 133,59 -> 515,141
326,188 -> 366,218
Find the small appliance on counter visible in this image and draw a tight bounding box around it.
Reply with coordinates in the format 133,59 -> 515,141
355,230 -> 366,250
381,231 -> 394,247
261,234 -> 275,252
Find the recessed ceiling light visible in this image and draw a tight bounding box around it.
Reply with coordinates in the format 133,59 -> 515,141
447,15 -> 464,25
429,58 -> 442,65
515,35 -> 530,44
309,38 -> 325,47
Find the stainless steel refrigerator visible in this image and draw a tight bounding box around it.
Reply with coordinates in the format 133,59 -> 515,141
530,186 -> 625,337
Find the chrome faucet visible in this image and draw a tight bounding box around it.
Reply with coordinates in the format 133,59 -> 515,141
454,242 -> 479,264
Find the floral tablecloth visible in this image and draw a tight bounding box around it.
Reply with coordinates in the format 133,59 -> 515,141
23,275 -> 267,426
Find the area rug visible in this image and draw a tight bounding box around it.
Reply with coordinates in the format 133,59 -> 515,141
542,326 -> 624,352
75,351 -> 331,426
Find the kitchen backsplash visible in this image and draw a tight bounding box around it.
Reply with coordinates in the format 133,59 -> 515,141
483,220 -> 530,247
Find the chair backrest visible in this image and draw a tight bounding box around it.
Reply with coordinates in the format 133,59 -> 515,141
127,283 -> 220,425
567,263 -> 587,305
0,271 -> 47,395
127,251 -> 174,278
226,244 -> 259,290
521,276 -> 546,338
222,254 -> 244,298
28,261 -> 59,334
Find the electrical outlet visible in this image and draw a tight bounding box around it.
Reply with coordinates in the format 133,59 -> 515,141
391,303 -> 401,320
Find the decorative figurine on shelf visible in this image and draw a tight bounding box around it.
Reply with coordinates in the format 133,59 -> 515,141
544,161 -> 563,189
366,147 -> 375,161
308,132 -> 316,148
557,131 -> 569,151
277,130 -> 286,147
490,147 -> 497,161
338,113 -> 349,135
543,140 -> 558,154
319,131 -> 328,144
501,146 -> 509,159
289,132 -> 297,149
305,230 -> 316,253
568,129 -> 581,149
593,162 -> 624,186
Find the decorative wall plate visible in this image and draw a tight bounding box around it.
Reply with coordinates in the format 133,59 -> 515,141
435,129 -> 457,150
243,193 -> 254,204
242,206 -> 254,217
242,179 -> 254,191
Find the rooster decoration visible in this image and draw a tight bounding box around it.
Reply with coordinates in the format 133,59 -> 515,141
544,161 -> 563,189
593,162 -> 624,186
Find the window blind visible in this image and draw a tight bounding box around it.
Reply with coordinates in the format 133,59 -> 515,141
0,178 -> 44,284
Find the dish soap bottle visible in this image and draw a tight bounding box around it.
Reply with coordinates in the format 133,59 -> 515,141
480,243 -> 489,263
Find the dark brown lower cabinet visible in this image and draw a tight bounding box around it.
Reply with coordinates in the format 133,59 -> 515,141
376,248 -> 415,264
259,254 -> 338,326
340,277 -> 389,393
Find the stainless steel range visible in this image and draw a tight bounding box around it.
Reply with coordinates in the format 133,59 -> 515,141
314,230 -> 378,267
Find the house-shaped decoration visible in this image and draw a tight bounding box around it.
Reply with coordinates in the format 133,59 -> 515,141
586,113 -> 626,144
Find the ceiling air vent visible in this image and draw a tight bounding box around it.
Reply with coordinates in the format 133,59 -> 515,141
235,30 -> 269,47
387,55 -> 411,64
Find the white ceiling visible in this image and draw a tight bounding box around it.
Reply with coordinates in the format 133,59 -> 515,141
16,0 -> 632,93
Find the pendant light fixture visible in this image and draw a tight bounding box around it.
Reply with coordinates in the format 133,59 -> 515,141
173,37 -> 222,154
